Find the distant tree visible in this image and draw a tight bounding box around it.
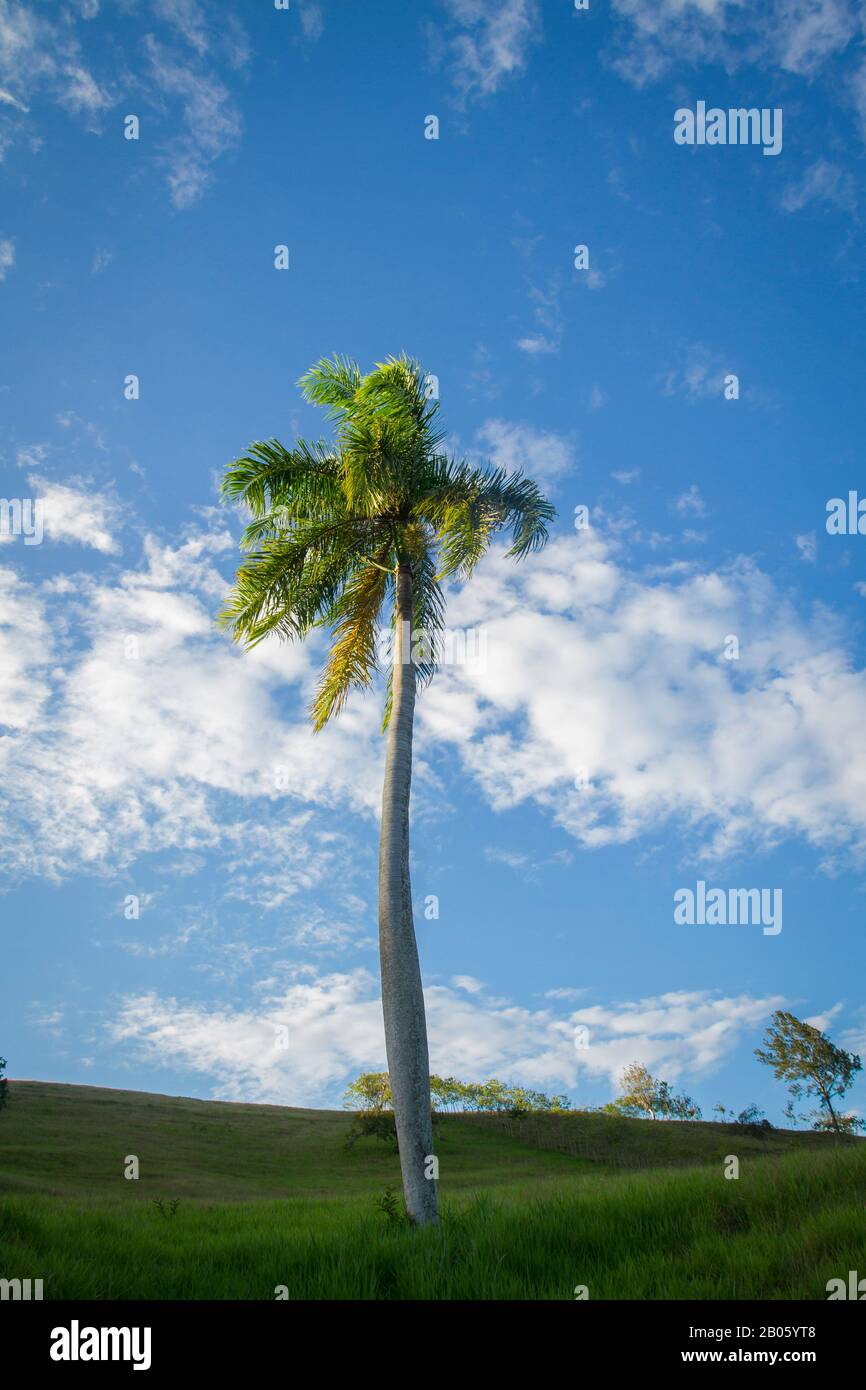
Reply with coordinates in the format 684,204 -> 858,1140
666,1089 -> 702,1121
344,1070 -> 573,1119
428,1075 -> 446,1112
440,1076 -> 468,1111
461,1082 -> 483,1112
609,1062 -> 702,1121
609,1063 -> 661,1119
734,1103 -> 771,1131
755,1011 -> 863,1137
0,1057 -> 7,1114
475,1079 -> 513,1113
343,1072 -> 391,1113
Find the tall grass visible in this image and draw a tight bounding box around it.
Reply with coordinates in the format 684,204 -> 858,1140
1,1147 -> 863,1300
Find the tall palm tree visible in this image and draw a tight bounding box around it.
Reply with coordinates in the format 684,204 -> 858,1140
220,355 -> 555,1225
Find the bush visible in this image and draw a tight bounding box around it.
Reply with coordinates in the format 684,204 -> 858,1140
345,1109 -> 399,1152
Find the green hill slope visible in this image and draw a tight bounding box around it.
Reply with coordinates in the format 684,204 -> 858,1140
0,1080 -> 863,1300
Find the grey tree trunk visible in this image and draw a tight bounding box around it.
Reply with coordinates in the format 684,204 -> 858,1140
378,564 -> 438,1225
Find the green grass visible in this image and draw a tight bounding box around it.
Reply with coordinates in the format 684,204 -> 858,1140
1,1080 -> 863,1299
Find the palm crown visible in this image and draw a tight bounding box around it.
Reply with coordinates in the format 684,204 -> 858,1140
220,354 -> 555,730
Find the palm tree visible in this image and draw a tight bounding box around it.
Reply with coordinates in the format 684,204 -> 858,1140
220,355 -> 554,1224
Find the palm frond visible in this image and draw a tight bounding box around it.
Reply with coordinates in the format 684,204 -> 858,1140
311,550 -> 392,731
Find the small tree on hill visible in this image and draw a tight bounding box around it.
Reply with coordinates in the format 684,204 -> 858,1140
755,1011 -> 863,1137
343,1072 -> 391,1112
0,1057 -> 7,1114
608,1062 -> 701,1121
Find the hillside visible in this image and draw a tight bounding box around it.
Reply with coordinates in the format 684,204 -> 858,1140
0,1079 -> 842,1201
1,1080 -> 864,1299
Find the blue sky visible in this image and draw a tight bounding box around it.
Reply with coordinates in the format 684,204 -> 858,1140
2,0 -> 866,1124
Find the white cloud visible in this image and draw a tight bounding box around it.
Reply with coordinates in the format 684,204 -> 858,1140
0,87 -> 27,111
0,1 -> 110,126
452,974 -> 486,994
804,1001 -> 845,1032
795,532 -> 817,563
414,529 -> 866,861
515,334 -> 557,356
0,1 -> 247,204
108,970 -> 784,1104
675,484 -> 706,518
431,0 -> 541,103
475,418 -> 575,492
298,2 -> 324,42
660,344 -> 729,400
781,160 -> 855,214
144,36 -> 242,209
0,236 -> 13,280
516,278 -> 563,357
152,0 -> 210,56
608,0 -> 859,87
0,568 -> 53,732
0,528 -> 385,880
29,475 -> 122,553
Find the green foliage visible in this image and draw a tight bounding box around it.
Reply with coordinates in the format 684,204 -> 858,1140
609,1063 -> 702,1121
374,1187 -> 406,1225
756,1011 -> 863,1136
0,1058 -> 7,1115
152,1198 -> 180,1219
343,1072 -> 392,1113
220,354 -> 555,732
345,1109 -> 399,1153
346,1071 -> 572,1117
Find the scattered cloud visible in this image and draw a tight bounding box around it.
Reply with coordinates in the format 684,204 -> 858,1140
675,484 -> 706,519
0,1 -> 247,206
28,475 -> 122,553
795,532 -> 817,564
429,0 -> 541,104
607,0 -> 860,88
659,344 -> 730,401
108,970 -> 785,1104
474,418 -> 575,492
415,528 -> 866,862
516,277 -> 564,357
781,159 -> 856,214
144,35 -> 243,209
0,236 -> 13,280
452,974 -> 486,994
0,527 -> 384,881
298,2 -> 325,42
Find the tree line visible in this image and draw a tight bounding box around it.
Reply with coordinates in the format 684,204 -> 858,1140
344,1011 -> 864,1138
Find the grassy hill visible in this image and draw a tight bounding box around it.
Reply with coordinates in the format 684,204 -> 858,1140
1,1079 -> 864,1300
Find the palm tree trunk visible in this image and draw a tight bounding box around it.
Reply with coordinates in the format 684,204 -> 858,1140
378,564 -> 438,1225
